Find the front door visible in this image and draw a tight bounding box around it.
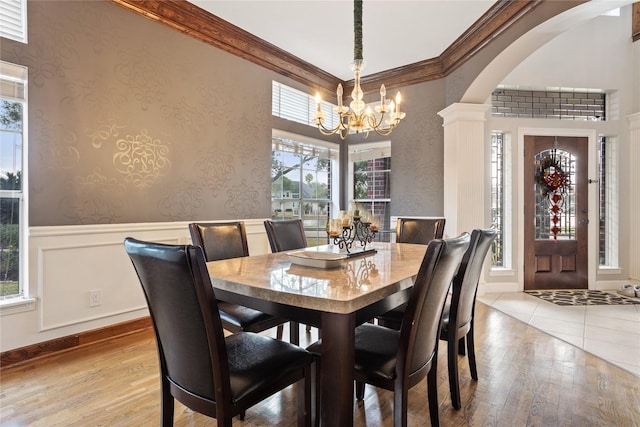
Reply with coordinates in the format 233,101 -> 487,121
524,135 -> 588,290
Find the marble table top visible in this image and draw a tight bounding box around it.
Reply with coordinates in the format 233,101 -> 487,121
207,242 -> 428,314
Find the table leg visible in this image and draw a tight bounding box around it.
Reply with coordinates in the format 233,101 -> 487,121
320,312 -> 355,427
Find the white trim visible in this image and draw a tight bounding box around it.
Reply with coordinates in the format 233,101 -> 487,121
0,296 -> 36,315
597,267 -> 622,275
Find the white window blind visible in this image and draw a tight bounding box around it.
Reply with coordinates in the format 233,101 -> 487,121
0,61 -> 26,101
272,81 -> 339,129
0,0 -> 27,44
272,129 -> 339,161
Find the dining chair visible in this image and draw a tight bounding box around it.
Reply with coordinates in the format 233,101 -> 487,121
439,227 -> 497,409
308,233 -> 470,427
395,217 -> 446,244
264,219 -> 308,253
189,222 -> 286,341
263,218 -> 310,340
376,216 -> 446,329
124,238 -> 313,427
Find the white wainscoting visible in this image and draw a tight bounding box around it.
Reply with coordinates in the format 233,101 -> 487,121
0,220 -> 272,351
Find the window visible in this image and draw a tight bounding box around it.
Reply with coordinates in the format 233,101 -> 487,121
0,61 -> 26,300
491,88 -> 605,121
598,136 -> 618,267
490,131 -> 511,268
0,0 -> 28,43
533,148 -> 576,240
272,81 -> 339,129
349,142 -> 391,242
271,130 -> 339,246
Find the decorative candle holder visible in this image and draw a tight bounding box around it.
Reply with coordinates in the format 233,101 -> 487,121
328,212 -> 377,254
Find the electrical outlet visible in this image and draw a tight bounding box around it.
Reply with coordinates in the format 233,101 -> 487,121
89,289 -> 102,307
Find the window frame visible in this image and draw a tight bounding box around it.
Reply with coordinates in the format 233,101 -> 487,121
348,141 -> 392,242
271,129 -> 340,246
490,130 -> 512,271
0,60 -> 30,309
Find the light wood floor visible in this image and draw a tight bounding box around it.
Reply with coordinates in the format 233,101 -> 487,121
1,303 -> 639,426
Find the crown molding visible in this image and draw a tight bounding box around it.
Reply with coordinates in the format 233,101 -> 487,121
109,0 -> 570,93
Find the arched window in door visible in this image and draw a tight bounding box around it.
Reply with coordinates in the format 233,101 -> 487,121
534,148 -> 576,240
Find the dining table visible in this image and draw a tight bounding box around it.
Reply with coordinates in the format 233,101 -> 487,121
206,241 -> 428,427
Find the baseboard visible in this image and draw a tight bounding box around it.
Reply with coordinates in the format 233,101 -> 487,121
0,316 -> 152,369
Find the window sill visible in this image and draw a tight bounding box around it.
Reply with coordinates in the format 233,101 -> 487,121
0,297 -> 37,316
597,267 -> 622,275
489,267 -> 515,277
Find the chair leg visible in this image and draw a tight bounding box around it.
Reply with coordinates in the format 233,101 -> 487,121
355,381 -> 365,400
448,334 -> 462,409
427,356 -> 440,427
467,326 -> 478,381
393,382 -> 409,427
237,411 -> 246,420
276,324 -> 284,340
457,336 -> 466,356
306,324 -> 312,333
312,359 -> 321,427
297,365 -> 312,427
160,377 -> 174,427
290,321 -> 300,345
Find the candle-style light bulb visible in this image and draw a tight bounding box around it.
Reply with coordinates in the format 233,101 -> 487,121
315,92 -> 322,112
395,92 -> 402,113
337,84 -> 344,108
380,84 -> 386,105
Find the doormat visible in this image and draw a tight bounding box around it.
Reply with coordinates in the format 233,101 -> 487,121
525,289 -> 640,306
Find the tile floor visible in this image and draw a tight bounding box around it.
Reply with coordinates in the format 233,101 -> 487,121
478,290 -> 640,377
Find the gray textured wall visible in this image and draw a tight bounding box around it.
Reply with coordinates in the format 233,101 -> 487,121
0,0 -> 446,226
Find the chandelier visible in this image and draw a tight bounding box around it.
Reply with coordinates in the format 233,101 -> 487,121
313,0 -> 406,140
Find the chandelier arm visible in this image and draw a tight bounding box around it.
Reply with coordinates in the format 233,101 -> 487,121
364,111 -> 387,130
373,125 -> 397,137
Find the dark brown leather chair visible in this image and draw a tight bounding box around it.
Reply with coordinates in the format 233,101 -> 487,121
124,238 -> 313,427
440,227 -> 497,409
308,233 -> 470,427
395,217 -> 446,244
263,218 -> 310,340
189,222 -> 286,340
376,217 -> 446,328
264,219 -> 308,253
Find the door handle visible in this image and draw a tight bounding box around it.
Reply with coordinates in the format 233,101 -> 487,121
579,219 -> 589,225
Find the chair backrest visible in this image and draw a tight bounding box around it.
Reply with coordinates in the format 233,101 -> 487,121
450,227 -> 498,335
189,222 -> 250,262
398,232 -> 470,375
264,219 -> 308,253
124,237 -> 229,405
396,217 -> 446,244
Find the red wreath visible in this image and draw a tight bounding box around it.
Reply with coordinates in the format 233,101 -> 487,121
535,155 -> 570,241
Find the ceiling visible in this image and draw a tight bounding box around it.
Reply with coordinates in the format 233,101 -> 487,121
189,0 -> 497,80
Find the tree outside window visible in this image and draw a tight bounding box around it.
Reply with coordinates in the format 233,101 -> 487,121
271,145 -> 334,246
1,99 -> 23,297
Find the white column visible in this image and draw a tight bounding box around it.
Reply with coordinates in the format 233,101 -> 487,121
628,112 -> 640,281
437,103 -> 491,238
